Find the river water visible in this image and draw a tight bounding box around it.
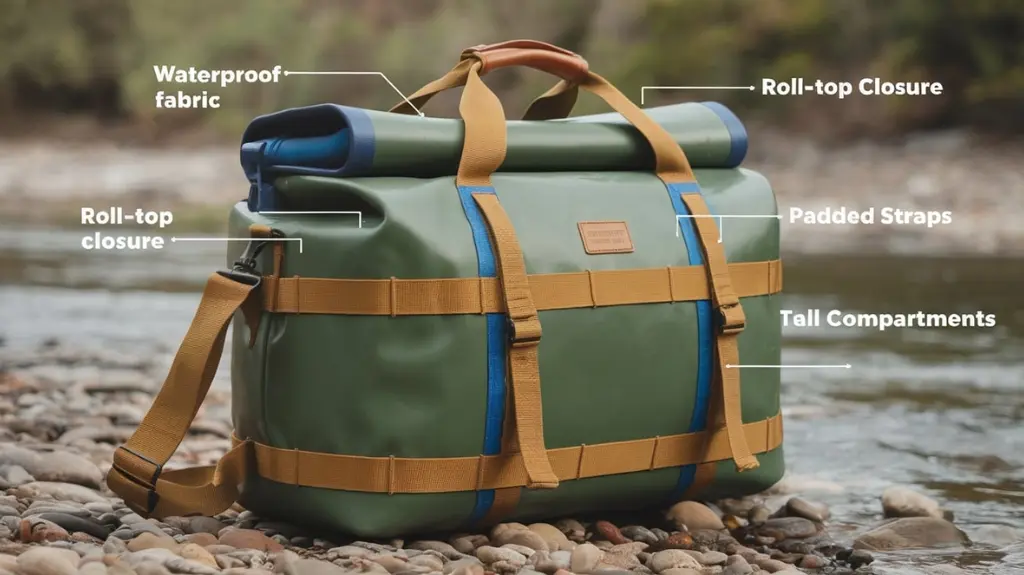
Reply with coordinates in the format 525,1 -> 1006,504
0,225 -> 1021,574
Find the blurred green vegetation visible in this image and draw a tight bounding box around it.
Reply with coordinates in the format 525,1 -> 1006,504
0,0 -> 1021,141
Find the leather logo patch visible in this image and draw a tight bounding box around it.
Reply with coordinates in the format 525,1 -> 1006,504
577,221 -> 634,254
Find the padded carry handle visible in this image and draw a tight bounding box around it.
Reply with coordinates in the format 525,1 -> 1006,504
390,39 -> 586,121
464,40 -> 589,82
453,58 -> 695,186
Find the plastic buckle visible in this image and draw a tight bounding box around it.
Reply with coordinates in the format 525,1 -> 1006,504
218,229 -> 284,288
112,446 -> 162,514
508,317 -> 542,348
717,303 -> 746,336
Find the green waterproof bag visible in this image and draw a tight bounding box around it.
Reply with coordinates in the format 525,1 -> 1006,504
107,40 -> 784,538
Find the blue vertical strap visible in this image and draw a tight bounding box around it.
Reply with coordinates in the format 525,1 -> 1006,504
457,185 -> 507,524
666,181 -> 715,501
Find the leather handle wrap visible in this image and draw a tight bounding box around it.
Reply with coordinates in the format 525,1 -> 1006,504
464,47 -> 589,83
390,39 -> 588,120
466,39 -> 582,58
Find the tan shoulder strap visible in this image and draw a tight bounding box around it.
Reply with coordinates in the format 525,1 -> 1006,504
107,271 -> 257,517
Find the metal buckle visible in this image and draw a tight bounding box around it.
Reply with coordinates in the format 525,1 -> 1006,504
717,303 -> 746,335
112,446 -> 162,514
508,317 -> 541,348
216,229 -> 284,289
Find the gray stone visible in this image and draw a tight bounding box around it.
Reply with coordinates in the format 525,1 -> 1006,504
554,519 -> 586,543
443,557 -> 484,575
187,516 -> 226,535
22,505 -> 92,518
665,501 -> 725,531
16,547 -> 81,575
784,498 -> 830,523
280,557 -> 350,575
83,501 -> 114,515
569,543 -> 604,574
501,544 -> 537,558
104,536 -> 129,554
756,517 -> 819,540
754,558 -> 790,573
408,540 -> 462,560
699,551 -> 728,566
722,555 -> 752,575
620,526 -> 659,545
34,512 -> 111,540
11,481 -> 107,504
0,444 -> 103,488
528,523 -> 573,552
847,549 -> 874,568
881,486 -> 947,519
854,518 -> 968,551
647,550 -> 702,573
475,546 -> 526,567
327,545 -> 375,559
0,465 -> 35,487
492,529 -> 549,552
450,535 -> 488,555
659,569 -> 701,575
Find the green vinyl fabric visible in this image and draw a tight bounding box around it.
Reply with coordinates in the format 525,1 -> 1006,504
225,95 -> 783,535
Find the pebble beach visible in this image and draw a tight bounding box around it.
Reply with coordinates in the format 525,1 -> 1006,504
0,129 -> 1022,574
0,342 -> 1019,575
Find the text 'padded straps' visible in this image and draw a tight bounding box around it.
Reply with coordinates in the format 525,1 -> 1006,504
679,192 -> 759,472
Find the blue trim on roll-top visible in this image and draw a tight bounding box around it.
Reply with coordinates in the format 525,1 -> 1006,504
239,104 -> 376,196
700,102 -> 748,168
665,181 -> 714,501
456,185 -> 507,524
337,105 -> 375,176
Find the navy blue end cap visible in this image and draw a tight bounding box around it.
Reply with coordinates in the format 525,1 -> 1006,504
239,104 -> 375,181
700,101 -> 748,168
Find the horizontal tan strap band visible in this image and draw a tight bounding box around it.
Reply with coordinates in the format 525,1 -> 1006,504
236,413 -> 782,494
264,259 -> 782,315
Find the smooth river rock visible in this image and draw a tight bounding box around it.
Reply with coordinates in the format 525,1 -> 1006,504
568,543 -> 603,574
665,501 -> 725,531
756,517 -> 819,540
527,523 -> 573,552
881,485 -> 950,519
648,549 -> 702,573
16,546 -> 81,575
0,444 -> 103,488
854,517 -> 969,550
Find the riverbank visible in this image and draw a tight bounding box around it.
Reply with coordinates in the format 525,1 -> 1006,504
0,341 -> 1021,575
1,128 -> 1022,257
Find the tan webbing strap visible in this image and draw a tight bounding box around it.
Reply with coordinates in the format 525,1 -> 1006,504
681,369 -> 723,500
576,72 -> 695,183
390,53 -> 579,121
472,192 -> 559,490
480,385 -> 523,525
242,412 -> 782,493
263,260 -> 783,315
389,59 -> 474,116
679,193 -> 758,472
107,273 -> 258,518
522,79 -> 579,121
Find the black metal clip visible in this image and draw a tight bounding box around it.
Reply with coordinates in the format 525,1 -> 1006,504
217,229 -> 284,288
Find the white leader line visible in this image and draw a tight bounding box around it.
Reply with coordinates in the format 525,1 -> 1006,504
259,211 -> 363,229
641,85 -> 756,104
726,364 -> 853,369
169,237 -> 303,253
283,71 -> 424,116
